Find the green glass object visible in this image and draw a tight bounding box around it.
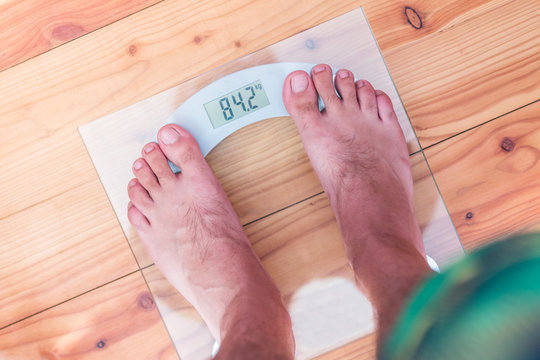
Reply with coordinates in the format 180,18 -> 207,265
381,233 -> 540,360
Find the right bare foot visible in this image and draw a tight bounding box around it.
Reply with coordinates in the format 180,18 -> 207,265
127,124 -> 294,359
283,64 -> 432,341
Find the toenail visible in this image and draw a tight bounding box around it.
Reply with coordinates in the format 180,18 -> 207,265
356,80 -> 365,88
339,70 -> 349,79
313,64 -> 326,73
133,159 -> 144,170
291,73 -> 308,93
128,179 -> 138,187
375,90 -> 383,96
143,143 -> 155,153
160,127 -> 181,145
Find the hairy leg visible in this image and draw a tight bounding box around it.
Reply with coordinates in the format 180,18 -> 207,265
283,65 -> 432,342
127,125 -> 294,359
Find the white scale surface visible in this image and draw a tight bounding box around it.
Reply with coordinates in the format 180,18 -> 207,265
80,8 -> 461,360
161,62 -> 332,172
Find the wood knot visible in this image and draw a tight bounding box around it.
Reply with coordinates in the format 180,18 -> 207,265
96,340 -> 106,349
234,40 -> 242,48
138,292 -> 154,310
501,137 -> 515,152
466,212 -> 474,219
51,23 -> 85,41
405,7 -> 423,29
128,45 -> 137,56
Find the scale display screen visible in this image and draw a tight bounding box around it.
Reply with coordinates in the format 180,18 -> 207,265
204,80 -> 270,129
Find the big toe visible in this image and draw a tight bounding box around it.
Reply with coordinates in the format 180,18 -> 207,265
157,124 -> 206,173
283,70 -> 321,133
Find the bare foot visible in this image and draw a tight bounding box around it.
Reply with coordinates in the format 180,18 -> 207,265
283,65 -> 431,342
127,124 -> 294,359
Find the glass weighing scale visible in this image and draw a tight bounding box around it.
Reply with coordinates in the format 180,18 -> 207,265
80,7 -> 464,360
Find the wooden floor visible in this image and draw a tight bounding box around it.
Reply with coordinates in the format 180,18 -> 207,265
0,0 -> 538,358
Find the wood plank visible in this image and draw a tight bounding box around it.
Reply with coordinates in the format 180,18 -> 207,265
0,179 -> 138,328
367,0 -> 494,51
0,271 -> 178,360
384,0 -> 540,146
141,152 -> 462,359
425,101 -> 540,250
0,127 -> 101,219
0,0 -> 162,71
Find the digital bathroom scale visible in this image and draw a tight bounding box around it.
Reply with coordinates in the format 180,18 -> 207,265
80,8 -> 464,360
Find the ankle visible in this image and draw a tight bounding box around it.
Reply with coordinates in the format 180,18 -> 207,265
350,246 -> 432,343
350,239 -> 430,282
218,295 -> 294,359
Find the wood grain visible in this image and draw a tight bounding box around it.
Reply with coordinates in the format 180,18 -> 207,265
0,0 -> 162,71
367,0 -> 494,51
0,271 -> 178,360
425,101 -> 540,250
0,127 -> 103,219
384,0 -> 540,146
0,179 -> 138,328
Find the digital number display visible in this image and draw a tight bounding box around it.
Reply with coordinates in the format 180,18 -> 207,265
204,80 -> 270,129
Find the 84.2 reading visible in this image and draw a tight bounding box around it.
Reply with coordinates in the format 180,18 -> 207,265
219,85 -> 259,121
204,80 -> 270,129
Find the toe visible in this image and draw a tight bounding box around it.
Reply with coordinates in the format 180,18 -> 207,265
133,158 -> 159,193
356,80 -> 378,117
334,69 -> 357,105
157,124 -> 206,173
375,90 -> 398,122
283,70 -> 321,132
311,64 -> 340,109
142,142 -> 175,185
127,178 -> 153,212
127,202 -> 150,230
